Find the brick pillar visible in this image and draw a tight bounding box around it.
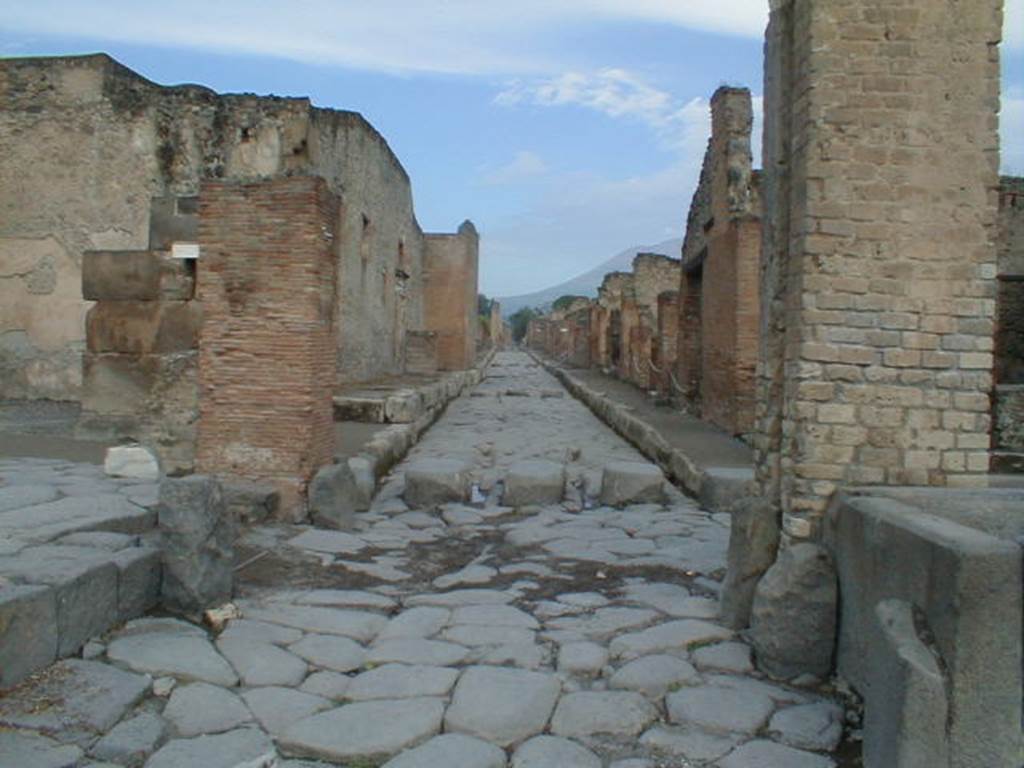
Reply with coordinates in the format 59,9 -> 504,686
423,221 -> 479,370
195,176 -> 339,519
677,269 -> 703,400
758,0 -> 1002,538
657,291 -> 680,395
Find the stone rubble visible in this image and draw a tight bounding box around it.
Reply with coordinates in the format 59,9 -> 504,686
0,353 -> 845,767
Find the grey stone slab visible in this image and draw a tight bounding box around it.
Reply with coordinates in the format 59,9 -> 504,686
163,681 -> 253,737
667,685 -> 774,735
609,619 -> 732,659
144,727 -> 277,768
600,462 -> 666,506
609,654 -> 700,698
218,618 -> 304,646
382,733 -> 507,768
56,531 -> 138,551
716,739 -> 836,768
0,583 -> 58,686
107,629 -> 238,686
289,633 -> 366,673
403,458 -> 471,507
640,726 -> 741,762
217,637 -> 308,687
245,604 -> 385,642
0,483 -> 60,513
445,666 -> 561,747
443,624 -> 536,647
242,687 -> 332,735
556,592 -> 610,609
435,564 -> 498,589
704,674 -> 808,706
347,663 -> 459,701
294,589 -> 396,611
768,701 -> 844,752
750,543 -> 837,680
0,659 -> 149,737
477,642 -> 549,669
511,735 -> 601,768
0,494 -> 155,544
279,697 -> 445,762
452,604 -> 539,629
548,607 -> 659,639
620,582 -> 691,614
112,545 -> 161,622
0,730 -> 83,768
692,641 -> 754,674
557,641 -> 608,675
308,462 -> 363,530
377,606 -> 451,639
299,670 -> 351,700
158,476 -> 234,617
550,691 -> 658,738
367,637 -> 471,666
91,712 -> 166,765
406,589 -> 514,607
503,460 -> 566,507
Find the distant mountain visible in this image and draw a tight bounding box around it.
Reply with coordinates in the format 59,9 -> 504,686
496,238 -> 683,317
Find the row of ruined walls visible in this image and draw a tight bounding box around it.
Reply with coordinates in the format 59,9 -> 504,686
0,53 -> 474,403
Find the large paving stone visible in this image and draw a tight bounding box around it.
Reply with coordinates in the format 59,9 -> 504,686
295,589 -> 397,611
768,701 -> 844,752
279,698 -> 445,762
749,543 -> 837,680
639,726 -> 740,763
158,476 -> 234,617
112,545 -> 162,622
241,687 -> 332,735
557,641 -> 608,676
368,637 -> 471,666
548,607 -> 659,639
145,727 -> 278,768
245,604 -> 385,642
0,583 -> 58,686
692,641 -> 754,674
0,659 -> 149,737
0,483 -> 60,513
289,633 -> 366,672
377,607 -> 452,639
91,712 -> 166,765
287,529 -> 366,555
107,624 -> 238,686
600,462 -> 666,507
716,739 -> 836,768
216,637 -> 308,687
445,666 -> 561,747
609,619 -> 732,659
163,682 -> 253,737
403,459 -> 471,507
511,735 -> 601,768
609,654 -> 700,698
382,733 -> 507,768
0,730 -> 83,768
443,624 -> 536,647
218,618 -> 303,646
0,494 -> 155,544
406,588 -> 514,607
503,460 -> 566,507
550,691 -> 658,738
719,497 -> 779,629
299,670 -> 351,700
666,685 -> 774,735
452,604 -> 539,629
347,664 -> 459,700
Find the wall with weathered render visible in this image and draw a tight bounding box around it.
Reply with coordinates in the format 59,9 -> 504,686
0,53 -> 437,400
757,0 -> 1002,538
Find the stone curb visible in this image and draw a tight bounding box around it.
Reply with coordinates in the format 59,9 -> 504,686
529,352 -> 754,513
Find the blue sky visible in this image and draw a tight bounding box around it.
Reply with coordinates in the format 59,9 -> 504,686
2,1 -> 1022,296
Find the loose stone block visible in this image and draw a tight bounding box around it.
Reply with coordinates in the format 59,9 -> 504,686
502,460 -> 566,507
749,543 -> 837,680
112,544 -> 161,622
158,475 -> 234,617
719,496 -> 780,629
403,458 -> 471,507
0,584 -> 58,686
600,461 -> 666,506
308,462 -> 364,530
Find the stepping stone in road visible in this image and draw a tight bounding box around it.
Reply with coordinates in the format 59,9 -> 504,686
600,462 -> 667,507
279,697 -> 445,762
511,735 -> 602,768
381,733 -> 507,768
503,460 -> 566,507
403,459 -> 472,507
550,691 -> 659,738
444,666 -> 562,747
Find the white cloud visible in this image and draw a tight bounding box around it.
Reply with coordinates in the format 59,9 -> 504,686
479,151 -> 549,186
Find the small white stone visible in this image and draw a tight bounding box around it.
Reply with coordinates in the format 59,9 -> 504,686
104,445 -> 160,481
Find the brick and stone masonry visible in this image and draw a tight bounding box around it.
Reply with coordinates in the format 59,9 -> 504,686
757,0 -> 1003,538
994,177 -> 1024,468
423,222 -> 479,370
195,176 -> 339,518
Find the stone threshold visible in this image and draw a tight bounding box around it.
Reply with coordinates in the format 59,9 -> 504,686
529,352 -> 754,513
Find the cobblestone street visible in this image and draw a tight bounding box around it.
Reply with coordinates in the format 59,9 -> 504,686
0,352 -> 846,767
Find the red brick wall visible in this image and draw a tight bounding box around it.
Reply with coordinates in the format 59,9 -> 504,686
677,269 -> 703,400
423,222 -> 479,370
196,176 -> 338,517
657,291 -> 680,395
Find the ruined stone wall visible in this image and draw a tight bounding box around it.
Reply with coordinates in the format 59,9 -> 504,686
655,291 -> 680,395
994,177 -> 1024,460
423,222 -> 479,370
195,177 -> 338,517
0,53 -> 430,400
758,0 -> 1002,538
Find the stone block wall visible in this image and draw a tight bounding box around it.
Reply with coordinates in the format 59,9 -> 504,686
757,0 -> 1002,537
195,177 -> 338,517
423,222 -> 479,371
